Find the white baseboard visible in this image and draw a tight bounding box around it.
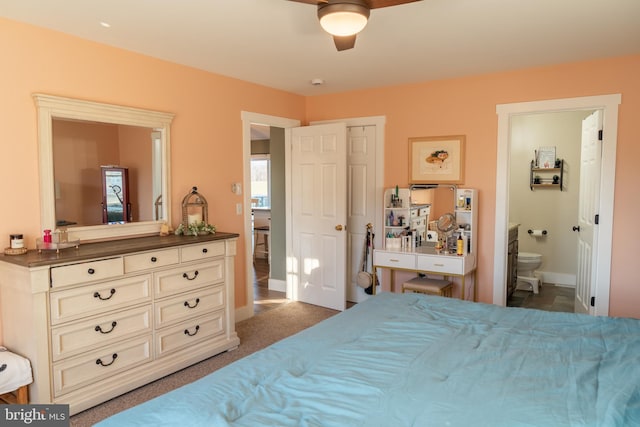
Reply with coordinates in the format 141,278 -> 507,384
269,278 -> 286,292
537,270 -> 576,288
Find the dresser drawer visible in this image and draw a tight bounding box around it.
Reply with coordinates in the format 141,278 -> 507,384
155,311 -> 225,358
416,255 -> 464,275
50,275 -> 152,325
155,286 -> 225,328
51,305 -> 152,361
154,261 -> 224,298
53,335 -> 152,397
373,250 -> 416,270
181,241 -> 225,263
124,248 -> 180,273
51,257 -> 124,288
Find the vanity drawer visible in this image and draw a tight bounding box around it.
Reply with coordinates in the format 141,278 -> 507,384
155,311 -> 225,358
50,275 -> 152,325
53,335 -> 152,397
181,241 -> 225,263
154,286 -> 225,328
51,257 -> 124,288
416,255 -> 464,275
373,250 -> 416,270
124,248 -> 180,273
154,261 -> 224,298
51,305 -> 152,361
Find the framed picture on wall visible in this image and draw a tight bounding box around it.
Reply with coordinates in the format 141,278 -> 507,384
537,146 -> 556,169
409,135 -> 465,184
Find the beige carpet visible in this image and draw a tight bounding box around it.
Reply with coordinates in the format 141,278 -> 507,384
70,301 -> 339,427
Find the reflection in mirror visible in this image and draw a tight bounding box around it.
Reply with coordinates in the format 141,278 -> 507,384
410,184 -> 457,247
52,119 -> 159,227
101,166 -> 131,224
35,94 -> 174,242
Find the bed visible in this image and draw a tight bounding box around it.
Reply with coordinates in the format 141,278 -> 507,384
95,293 -> 640,426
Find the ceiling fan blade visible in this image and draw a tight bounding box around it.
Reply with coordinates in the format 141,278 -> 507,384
287,0 -> 327,5
333,35 -> 357,51
369,0 -> 422,9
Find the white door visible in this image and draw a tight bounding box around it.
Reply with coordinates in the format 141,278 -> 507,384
575,110 -> 602,314
346,126 -> 378,303
290,123 -> 347,311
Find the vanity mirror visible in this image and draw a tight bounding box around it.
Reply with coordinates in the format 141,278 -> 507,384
410,184 -> 456,219
35,94 -> 174,242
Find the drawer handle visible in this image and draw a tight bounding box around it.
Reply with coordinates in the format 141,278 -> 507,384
202,248 -> 208,254
94,288 -> 116,300
182,270 -> 199,281
434,263 -> 445,267
151,256 -> 157,262
96,353 -> 118,367
389,259 -> 400,263
184,325 -> 200,336
87,268 -> 95,275
184,298 -> 201,309
95,321 -> 117,334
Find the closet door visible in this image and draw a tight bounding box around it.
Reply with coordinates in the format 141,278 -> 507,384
102,167 -> 131,223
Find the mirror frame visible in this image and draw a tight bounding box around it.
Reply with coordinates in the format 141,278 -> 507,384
34,93 -> 174,242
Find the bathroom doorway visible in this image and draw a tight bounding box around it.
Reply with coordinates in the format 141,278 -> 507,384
493,94 -> 621,316
506,110 -> 593,312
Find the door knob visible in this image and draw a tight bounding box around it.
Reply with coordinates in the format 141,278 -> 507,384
335,225 -> 344,231
572,226 -> 581,232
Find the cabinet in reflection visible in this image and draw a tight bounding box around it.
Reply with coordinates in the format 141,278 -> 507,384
101,166 -> 131,223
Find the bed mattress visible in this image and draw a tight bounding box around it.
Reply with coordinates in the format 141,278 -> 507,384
96,293 -> 640,426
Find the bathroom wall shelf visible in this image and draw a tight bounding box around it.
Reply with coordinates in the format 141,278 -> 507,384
530,159 -> 563,191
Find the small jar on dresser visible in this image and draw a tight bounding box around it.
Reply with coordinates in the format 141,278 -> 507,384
0,233 -> 240,415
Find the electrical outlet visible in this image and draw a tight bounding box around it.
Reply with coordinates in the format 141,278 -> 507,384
236,203 -> 242,215
231,183 -> 242,195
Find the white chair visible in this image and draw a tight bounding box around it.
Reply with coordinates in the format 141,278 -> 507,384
0,347 -> 33,404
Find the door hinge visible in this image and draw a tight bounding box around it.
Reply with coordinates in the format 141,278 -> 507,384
598,129 -> 603,141
590,296 -> 596,307
595,214 -> 599,225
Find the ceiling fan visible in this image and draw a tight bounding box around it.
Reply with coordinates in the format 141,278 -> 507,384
289,0 -> 422,51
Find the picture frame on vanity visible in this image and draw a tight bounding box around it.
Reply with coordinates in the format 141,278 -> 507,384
409,135 -> 465,184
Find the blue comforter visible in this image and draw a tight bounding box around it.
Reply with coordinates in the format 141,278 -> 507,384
96,293 -> 640,426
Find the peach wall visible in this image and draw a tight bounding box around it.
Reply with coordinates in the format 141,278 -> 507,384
0,17 -> 305,341
0,15 -> 638,347
118,125 -> 154,222
306,55 -> 640,318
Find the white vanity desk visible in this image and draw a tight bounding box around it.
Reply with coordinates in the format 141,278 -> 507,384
373,245 -> 477,301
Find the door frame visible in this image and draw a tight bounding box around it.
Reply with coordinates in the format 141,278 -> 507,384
239,112 -> 300,322
493,94 -> 621,316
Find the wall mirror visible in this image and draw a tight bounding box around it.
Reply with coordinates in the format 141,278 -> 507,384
35,94 -> 174,242
410,184 -> 457,245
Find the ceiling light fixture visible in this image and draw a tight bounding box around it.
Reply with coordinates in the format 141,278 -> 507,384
317,1 -> 370,37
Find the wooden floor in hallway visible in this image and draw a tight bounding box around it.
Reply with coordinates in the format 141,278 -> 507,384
253,257 -> 288,314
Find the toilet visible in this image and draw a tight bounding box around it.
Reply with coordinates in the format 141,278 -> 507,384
517,252 -> 543,294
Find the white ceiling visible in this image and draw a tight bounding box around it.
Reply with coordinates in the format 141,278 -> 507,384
1,0 -> 639,96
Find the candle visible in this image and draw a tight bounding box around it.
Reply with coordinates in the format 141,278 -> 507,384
188,213 -> 202,225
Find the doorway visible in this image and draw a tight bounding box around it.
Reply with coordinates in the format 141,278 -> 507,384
493,94 -> 621,316
506,110 -> 593,313
239,112 -> 385,321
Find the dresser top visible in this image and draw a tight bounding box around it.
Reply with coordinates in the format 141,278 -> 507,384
0,232 -> 239,268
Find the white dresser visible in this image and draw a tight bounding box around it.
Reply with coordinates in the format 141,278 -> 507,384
0,233 -> 239,414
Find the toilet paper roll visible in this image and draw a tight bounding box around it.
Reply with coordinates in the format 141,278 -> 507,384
528,229 -> 547,237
